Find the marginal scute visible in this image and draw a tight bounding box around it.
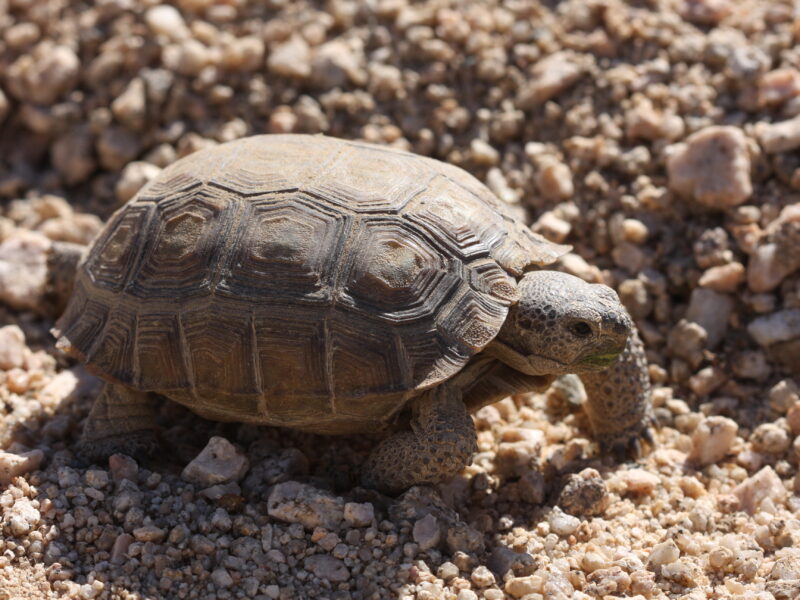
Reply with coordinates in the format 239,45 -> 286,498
134,313 -> 188,390
57,134 -> 567,432
85,306 -> 137,384
253,309 -> 328,403
181,307 -> 259,396
329,319 -> 408,400
54,283 -> 108,361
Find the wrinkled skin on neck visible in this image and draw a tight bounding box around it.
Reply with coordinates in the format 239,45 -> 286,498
487,270 -> 633,376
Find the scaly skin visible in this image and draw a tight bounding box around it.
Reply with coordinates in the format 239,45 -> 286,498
76,383 -> 159,464
579,329 -> 654,459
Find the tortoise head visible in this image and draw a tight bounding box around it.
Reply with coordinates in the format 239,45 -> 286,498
488,271 -> 633,375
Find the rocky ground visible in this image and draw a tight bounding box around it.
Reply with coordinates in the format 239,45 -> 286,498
1,0 -> 800,598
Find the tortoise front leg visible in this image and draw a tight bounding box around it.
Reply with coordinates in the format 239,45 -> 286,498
578,330 -> 654,458
77,383 -> 159,463
361,384 -> 478,494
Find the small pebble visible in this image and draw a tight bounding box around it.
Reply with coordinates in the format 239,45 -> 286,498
181,436 -> 249,487
648,539 -> 680,567
0,325 -> 26,370
548,508 -> 580,536
667,126 -> 752,210
688,416 -> 738,466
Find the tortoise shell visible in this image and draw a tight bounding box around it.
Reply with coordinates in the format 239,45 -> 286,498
55,135 -> 566,433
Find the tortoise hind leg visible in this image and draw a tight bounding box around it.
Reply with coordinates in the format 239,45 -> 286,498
361,385 -> 477,495
76,383 -> 159,463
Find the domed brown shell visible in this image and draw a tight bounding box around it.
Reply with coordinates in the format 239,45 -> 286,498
54,135 -> 566,433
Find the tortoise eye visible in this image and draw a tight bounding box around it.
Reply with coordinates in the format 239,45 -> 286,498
570,321 -> 593,337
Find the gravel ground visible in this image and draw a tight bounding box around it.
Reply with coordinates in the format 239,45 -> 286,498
1,0 -> 800,599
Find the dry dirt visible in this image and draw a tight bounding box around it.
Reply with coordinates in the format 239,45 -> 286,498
1,0 -> 800,599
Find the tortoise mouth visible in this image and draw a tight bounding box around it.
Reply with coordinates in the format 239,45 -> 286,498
577,351 -> 623,369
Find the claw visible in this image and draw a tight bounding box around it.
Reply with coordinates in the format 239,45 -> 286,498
642,427 -> 655,446
611,440 -> 628,462
629,436 -> 643,458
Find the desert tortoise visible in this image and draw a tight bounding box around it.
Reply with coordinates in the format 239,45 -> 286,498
53,134 -> 652,493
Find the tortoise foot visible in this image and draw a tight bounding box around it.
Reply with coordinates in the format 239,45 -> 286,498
76,430 -> 160,465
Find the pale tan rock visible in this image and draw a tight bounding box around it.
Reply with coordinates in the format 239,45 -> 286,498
0,230 -> 50,312
559,253 -> 603,283
532,211 -> 571,243
0,325 -> 26,370
626,98 -> 684,142
698,262 -> 745,292
310,39 -> 366,88
220,36 -> 264,72
3,22 -> 40,50
162,40 -> 212,76
667,126 -> 752,210
268,36 -> 312,79
748,309 -> 800,347
343,502 -> 374,528
732,466 -> 787,514
504,574 -> 543,598
182,437 -> 249,486
757,116 -> 800,154
116,162 -> 163,204
686,288 -> 733,348
470,139 -> 499,166
648,539 -> 680,567
680,0 -> 732,25
548,507 -> 580,536
38,213 -> 102,245
0,450 -> 44,485
111,78 -> 147,130
535,159 -> 574,201
747,204 -> 800,292
145,5 -> 190,40
5,42 -> 80,104
4,497 -> 40,536
786,402 -> 800,435
758,68 -> 800,107
516,53 -> 583,109
688,416 -> 738,466
494,433 -> 543,478
613,469 -> 660,495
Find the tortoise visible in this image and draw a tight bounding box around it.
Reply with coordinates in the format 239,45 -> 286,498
52,134 -> 652,493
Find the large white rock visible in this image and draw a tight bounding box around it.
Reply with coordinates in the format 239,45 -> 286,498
181,436 -> 249,487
